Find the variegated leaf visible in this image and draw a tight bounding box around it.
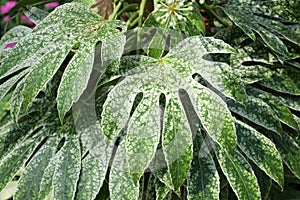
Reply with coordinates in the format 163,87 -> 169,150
187,134 -> 219,200
0,131 -> 46,192
216,145 -> 261,200
248,87 -> 299,131
227,96 -> 282,135
273,133 -> 300,179
0,3 -> 126,122
162,96 -> 193,191
109,141 -> 139,200
235,120 -> 284,188
14,138 -> 59,200
222,0 -> 299,60
53,136 -> 81,200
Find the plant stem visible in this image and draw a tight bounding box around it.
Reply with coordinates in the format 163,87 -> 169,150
109,0 -> 124,20
138,0 -> 147,28
136,0 -> 147,55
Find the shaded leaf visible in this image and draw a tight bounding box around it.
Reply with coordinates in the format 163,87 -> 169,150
235,120 -> 284,188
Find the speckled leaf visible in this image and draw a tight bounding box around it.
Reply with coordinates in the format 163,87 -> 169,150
248,88 -> 299,131
109,141 -> 139,200
222,0 -> 299,59
0,68 -> 29,100
0,132 -> 45,192
222,9 -> 290,58
273,133 -> 300,179
216,146 -> 261,200
75,154 -> 108,200
0,26 -> 32,49
166,37 -> 245,104
258,66 -> 300,95
52,136 -> 81,200
223,0 -> 300,23
38,152 -> 58,200
0,3 -> 126,121
162,96 -> 193,191
102,36 -> 237,198
235,120 -> 284,188
57,42 -> 95,122
126,94 -> 161,183
14,138 -> 59,200
10,80 -> 25,122
23,6 -> 49,25
187,135 -> 219,200
278,95 -> 300,112
227,96 -> 282,135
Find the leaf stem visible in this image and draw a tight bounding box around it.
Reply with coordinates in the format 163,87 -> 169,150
138,0 -> 147,28
109,0 -> 124,20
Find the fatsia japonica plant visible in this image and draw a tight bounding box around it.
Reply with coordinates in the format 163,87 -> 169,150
0,0 -> 300,199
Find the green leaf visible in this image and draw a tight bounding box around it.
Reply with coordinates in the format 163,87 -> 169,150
227,96 -> 282,135
247,88 -> 299,131
14,138 -> 59,200
1,3 -> 126,121
53,135 -> 81,200
235,120 -> 284,188
187,134 -> 219,200
155,181 -> 170,200
0,132 -> 46,192
216,145 -> 261,200
0,26 -> 32,49
258,66 -> 300,96
75,154 -> 108,200
162,96 -> 193,191
23,6 -> 49,25
109,141 -> 139,200
273,133 -> 300,179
